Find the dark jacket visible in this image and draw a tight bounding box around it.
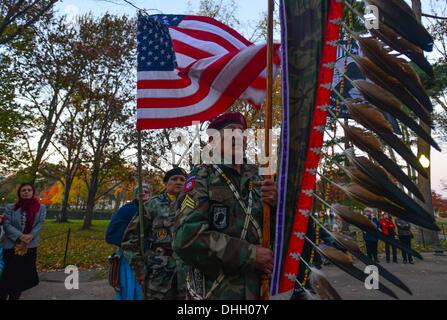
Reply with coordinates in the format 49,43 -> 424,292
363,217 -> 381,242
396,219 -> 413,237
106,200 -> 139,247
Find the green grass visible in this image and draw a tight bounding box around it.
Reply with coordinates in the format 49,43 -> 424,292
37,219 -> 114,273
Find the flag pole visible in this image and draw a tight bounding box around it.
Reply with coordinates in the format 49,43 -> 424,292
260,0 -> 274,300
137,129 -> 147,299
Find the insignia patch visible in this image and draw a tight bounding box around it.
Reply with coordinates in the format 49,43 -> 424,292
157,228 -> 168,240
210,205 -> 229,231
184,176 -> 196,193
181,194 -> 196,212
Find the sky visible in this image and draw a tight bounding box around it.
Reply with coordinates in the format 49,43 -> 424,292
54,0 -> 271,39
51,0 -> 447,195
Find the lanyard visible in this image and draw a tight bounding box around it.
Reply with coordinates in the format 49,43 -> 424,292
212,164 -> 262,241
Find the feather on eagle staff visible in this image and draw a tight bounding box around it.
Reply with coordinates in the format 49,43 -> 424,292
354,36 -> 433,112
345,101 -> 429,177
350,55 -> 432,126
364,0 -> 434,52
345,154 -> 435,222
352,80 -> 440,151
305,236 -> 399,299
309,215 -> 412,295
368,21 -> 434,77
342,125 -> 424,200
341,183 -> 438,231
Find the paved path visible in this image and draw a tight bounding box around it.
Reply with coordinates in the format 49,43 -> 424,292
321,252 -> 447,300
22,270 -> 115,300
21,253 -> 447,300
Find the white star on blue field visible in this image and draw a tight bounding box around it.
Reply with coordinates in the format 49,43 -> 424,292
137,14 -> 185,72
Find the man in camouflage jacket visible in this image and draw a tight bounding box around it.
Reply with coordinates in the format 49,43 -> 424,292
122,168 -> 188,300
173,112 -> 278,300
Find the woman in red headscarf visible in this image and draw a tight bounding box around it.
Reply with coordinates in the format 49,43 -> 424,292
0,183 -> 46,300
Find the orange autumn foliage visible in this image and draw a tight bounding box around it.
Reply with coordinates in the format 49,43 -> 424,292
39,182 -> 63,206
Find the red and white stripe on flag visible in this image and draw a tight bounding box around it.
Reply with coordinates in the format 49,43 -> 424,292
137,14 -> 280,130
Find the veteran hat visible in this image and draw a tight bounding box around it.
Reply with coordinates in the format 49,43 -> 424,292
208,112 -> 248,131
163,167 -> 187,183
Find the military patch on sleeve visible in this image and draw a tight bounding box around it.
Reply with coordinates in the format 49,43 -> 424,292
180,194 -> 196,212
184,176 -> 196,193
156,228 -> 168,241
209,205 -> 229,231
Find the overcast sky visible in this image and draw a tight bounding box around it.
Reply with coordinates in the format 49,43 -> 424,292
52,0 -> 447,195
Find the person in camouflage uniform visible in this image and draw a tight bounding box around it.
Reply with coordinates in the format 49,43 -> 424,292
122,168 -> 188,300
173,112 -> 278,300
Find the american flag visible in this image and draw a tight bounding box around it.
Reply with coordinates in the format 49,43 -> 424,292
136,14 -> 280,130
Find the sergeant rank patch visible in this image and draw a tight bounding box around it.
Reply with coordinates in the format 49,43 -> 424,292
181,194 -> 196,212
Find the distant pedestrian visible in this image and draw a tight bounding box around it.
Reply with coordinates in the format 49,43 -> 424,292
380,213 -> 398,263
0,183 -> 46,300
396,218 -> 414,264
363,209 -> 380,263
105,183 -> 152,300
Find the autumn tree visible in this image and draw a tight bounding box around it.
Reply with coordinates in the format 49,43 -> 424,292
78,14 -> 136,229
10,15 -> 89,184
0,0 -> 58,45
432,191 -> 447,216
0,52 -> 25,172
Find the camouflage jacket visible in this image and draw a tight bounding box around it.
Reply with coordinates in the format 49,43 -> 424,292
173,163 -> 268,300
122,191 -> 186,297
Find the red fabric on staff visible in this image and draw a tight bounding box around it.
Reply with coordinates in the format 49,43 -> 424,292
279,0 -> 344,293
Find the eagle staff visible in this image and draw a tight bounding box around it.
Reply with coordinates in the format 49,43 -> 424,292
261,0 -> 275,300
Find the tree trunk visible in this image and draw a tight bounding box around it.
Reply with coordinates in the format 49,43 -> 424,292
29,156 -> 42,185
412,0 -> 440,247
59,171 -> 75,223
82,167 -> 100,230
